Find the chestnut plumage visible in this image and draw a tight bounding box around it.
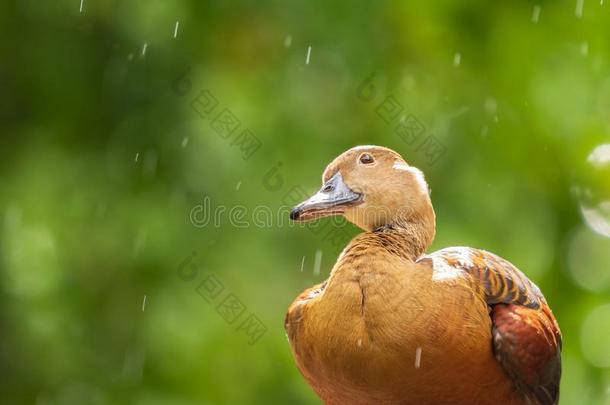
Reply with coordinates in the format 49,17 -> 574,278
285,145 -> 561,405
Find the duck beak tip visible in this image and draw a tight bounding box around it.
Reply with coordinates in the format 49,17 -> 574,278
289,172 -> 361,222
289,208 -> 301,221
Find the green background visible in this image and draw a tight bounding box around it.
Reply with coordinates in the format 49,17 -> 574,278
2,0 -> 610,404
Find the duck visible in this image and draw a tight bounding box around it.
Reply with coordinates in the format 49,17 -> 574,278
285,145 -> 561,405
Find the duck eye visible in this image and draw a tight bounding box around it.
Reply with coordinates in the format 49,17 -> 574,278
359,153 -> 374,165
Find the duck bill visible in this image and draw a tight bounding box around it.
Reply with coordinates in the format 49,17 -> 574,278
290,172 -> 362,222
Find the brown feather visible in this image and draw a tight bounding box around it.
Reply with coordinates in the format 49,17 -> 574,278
492,304 -> 562,405
420,247 -> 562,404
285,146 -> 562,405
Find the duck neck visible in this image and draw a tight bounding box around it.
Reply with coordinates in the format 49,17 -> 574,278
372,208 -> 436,261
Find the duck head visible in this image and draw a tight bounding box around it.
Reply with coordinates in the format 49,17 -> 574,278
290,146 -> 436,246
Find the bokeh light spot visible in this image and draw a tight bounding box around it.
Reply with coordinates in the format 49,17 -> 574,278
581,303 -> 610,367
577,144 -> 610,238
567,226 -> 610,292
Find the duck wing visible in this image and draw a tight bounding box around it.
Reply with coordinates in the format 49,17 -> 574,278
285,281 -> 327,343
417,247 -> 562,405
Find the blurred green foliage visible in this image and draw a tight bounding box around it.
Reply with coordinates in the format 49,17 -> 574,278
1,0 -> 610,404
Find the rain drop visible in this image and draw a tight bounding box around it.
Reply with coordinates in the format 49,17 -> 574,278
576,0 -> 584,18
581,42 -> 589,56
173,21 -> 180,38
532,5 -> 541,23
453,53 -> 461,67
313,250 -> 322,276
484,97 -> 498,114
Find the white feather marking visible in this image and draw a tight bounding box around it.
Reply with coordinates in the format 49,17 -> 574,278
457,254 -> 475,268
392,162 -> 410,171
393,163 -> 429,194
447,247 -> 476,268
430,257 -> 461,281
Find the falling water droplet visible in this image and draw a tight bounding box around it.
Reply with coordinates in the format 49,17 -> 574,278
306,46 -> 312,65
484,97 -> 498,114
453,52 -> 461,67
181,137 -> 189,148
300,256 -> 305,272
173,21 -> 180,38
415,347 -> 422,369
581,42 -> 589,56
532,5 -> 541,23
284,35 -> 292,48
313,250 -> 322,275
141,42 -> 148,57
142,295 -> 147,312
576,0 -> 585,17
79,0 -> 84,13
